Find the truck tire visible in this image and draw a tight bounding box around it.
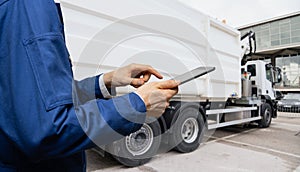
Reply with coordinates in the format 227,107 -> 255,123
258,103 -> 272,128
170,104 -> 206,153
107,118 -> 161,167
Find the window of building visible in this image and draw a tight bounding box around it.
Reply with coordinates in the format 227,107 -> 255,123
291,15 -> 300,24
276,55 -> 300,87
292,37 -> 300,43
240,15 -> 300,51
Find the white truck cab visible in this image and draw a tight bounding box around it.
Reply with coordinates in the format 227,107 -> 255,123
243,60 -> 276,99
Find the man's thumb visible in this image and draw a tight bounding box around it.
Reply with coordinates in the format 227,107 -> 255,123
158,80 -> 180,89
131,78 -> 144,87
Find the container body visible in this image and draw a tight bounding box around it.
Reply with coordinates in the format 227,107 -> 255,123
61,0 -> 242,101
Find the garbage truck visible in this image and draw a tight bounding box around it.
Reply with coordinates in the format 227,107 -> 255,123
60,0 -> 282,167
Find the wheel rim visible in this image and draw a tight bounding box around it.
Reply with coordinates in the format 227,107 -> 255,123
181,117 -> 199,144
125,123 -> 154,156
265,108 -> 271,124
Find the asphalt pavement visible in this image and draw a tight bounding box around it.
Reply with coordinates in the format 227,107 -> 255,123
86,112 -> 300,172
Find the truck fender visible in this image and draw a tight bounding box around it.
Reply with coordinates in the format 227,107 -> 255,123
260,95 -> 277,118
163,102 -> 207,132
260,95 -> 271,101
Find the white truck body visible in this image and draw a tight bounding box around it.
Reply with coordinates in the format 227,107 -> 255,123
59,1 -> 280,167
60,0 -> 242,101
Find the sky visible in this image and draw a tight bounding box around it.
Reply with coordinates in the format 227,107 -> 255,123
178,0 -> 300,28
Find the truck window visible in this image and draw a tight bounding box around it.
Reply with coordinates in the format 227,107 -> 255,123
247,64 -> 256,77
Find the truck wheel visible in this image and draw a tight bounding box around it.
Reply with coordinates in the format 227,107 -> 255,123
170,104 -> 206,153
107,118 -> 161,167
258,103 -> 272,128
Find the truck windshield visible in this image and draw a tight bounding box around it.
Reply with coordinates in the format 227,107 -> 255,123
266,68 -> 273,82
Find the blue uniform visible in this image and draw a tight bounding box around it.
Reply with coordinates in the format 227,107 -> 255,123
0,0 -> 146,171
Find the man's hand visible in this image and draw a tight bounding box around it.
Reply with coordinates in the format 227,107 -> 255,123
103,64 -> 163,88
136,80 -> 179,118
103,63 -> 179,118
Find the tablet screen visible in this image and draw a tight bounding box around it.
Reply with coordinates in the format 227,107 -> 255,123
171,66 -> 215,85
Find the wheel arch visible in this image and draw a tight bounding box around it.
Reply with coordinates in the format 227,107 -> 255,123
162,101 -> 207,131
260,95 -> 277,118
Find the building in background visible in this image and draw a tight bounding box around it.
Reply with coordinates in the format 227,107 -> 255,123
238,12 -> 300,91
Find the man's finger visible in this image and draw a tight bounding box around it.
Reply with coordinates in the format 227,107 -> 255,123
135,64 -> 163,79
141,72 -> 151,82
130,78 -> 144,87
147,68 -> 163,79
157,80 -> 180,89
161,88 -> 179,101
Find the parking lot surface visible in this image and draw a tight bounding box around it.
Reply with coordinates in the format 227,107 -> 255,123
87,112 -> 300,172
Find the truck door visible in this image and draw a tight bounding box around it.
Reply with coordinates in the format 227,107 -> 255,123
246,64 -> 259,97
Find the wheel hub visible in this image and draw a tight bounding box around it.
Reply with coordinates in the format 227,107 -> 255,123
125,124 -> 154,156
181,118 -> 199,144
265,108 -> 271,124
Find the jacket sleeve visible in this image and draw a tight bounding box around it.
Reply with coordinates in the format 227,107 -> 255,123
72,75 -> 115,104
0,0 -> 147,163
16,92 -> 146,162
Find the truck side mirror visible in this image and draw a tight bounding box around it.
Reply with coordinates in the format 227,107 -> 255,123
274,67 -> 282,84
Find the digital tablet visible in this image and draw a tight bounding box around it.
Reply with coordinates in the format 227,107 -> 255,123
171,66 -> 215,85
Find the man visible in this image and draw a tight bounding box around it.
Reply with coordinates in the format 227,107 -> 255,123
0,0 -> 179,171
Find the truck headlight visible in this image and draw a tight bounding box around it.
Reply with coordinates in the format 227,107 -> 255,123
278,101 -> 283,105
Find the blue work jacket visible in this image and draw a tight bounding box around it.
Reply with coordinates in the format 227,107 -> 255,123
0,0 -> 146,171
